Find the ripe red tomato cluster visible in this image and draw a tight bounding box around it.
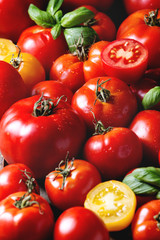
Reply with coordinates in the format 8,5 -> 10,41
0,0 -> 160,239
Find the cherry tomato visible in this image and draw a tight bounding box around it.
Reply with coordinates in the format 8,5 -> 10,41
144,68 -> 160,82
117,9 -> 160,69
101,39 -> 148,84
84,180 -> 137,232
45,154 -> 101,211
54,206 -> 110,240
0,38 -> 17,60
132,200 -> 160,240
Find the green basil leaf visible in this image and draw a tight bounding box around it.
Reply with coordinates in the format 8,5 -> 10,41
28,4 -> 55,28
51,24 -> 62,40
55,10 -> 63,23
46,0 -> 64,16
156,191 -> 160,199
142,86 -> 160,109
61,7 -> 95,28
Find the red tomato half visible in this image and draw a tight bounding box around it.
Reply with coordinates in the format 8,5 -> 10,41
101,39 -> 148,84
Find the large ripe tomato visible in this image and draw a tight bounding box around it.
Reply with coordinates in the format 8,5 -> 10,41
132,200 -> 160,240
0,0 -> 46,43
117,9 -> 160,69
17,26 -> 68,75
0,95 -> 86,179
71,76 -> 138,133
54,206 -> 110,240
0,61 -> 27,120
45,154 -> 101,211
130,110 -> 160,166
0,191 -> 54,240
83,127 -> 142,180
0,163 -> 39,201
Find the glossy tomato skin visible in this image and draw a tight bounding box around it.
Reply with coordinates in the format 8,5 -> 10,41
0,191 -> 54,240
0,95 -> 86,179
132,200 -> 160,240
17,26 -> 68,75
0,61 -> 27,119
45,159 -> 101,211
71,76 -> 138,133
84,127 -> 142,180
130,110 -> 160,166
117,9 -> 160,69
0,0 -> 46,43
54,206 -> 110,240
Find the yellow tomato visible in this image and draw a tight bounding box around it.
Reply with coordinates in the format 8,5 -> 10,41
84,180 -> 136,232
0,38 -> 17,60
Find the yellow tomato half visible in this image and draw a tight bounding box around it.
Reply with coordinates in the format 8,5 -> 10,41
0,38 -> 17,60
84,180 -> 136,232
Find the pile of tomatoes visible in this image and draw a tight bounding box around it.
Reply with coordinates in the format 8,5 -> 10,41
0,0 -> 160,239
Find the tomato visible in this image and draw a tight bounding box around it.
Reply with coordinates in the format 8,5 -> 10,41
45,154 -> 101,211
84,127 -> 142,180
4,49 -> 46,95
54,206 -> 110,240
0,0 -> 46,43
0,95 -> 86,179
31,80 -> 73,104
130,110 -> 160,166
132,200 -> 160,240
117,9 -> 160,69
71,76 -> 138,133
123,0 -> 160,15
101,39 -> 148,84
0,38 -> 17,60
17,26 -> 68,75
144,67 -> 160,82
0,61 -> 27,120
0,163 -> 39,201
84,180 -> 137,232
0,191 -> 54,240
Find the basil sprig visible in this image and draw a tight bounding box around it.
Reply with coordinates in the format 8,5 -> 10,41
142,86 -> 160,109
123,167 -> 160,198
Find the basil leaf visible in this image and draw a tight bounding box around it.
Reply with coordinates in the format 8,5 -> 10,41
46,0 -> 64,16
142,86 -> 160,109
61,7 -> 95,28
28,4 -> 55,28
51,24 -> 61,40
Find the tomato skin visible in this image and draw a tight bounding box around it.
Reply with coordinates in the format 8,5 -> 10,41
0,163 -> 39,201
130,110 -> 160,166
0,191 -> 54,240
132,200 -> 160,240
45,159 -> 101,211
0,61 -> 27,119
54,206 -> 110,240
0,95 -> 86,179
17,26 -> 68,75
117,9 -> 160,69
71,76 -> 138,133
84,127 -> 142,180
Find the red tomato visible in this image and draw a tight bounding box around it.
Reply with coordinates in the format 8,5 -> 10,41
0,95 -> 86,179
123,0 -> 160,15
54,206 -> 110,240
0,191 -> 54,240
45,156 -> 101,211
130,110 -> 160,166
84,127 -> 142,180
31,80 -> 73,104
117,9 -> 160,69
17,26 -> 68,75
71,76 -> 138,133
0,163 -> 39,201
101,39 -> 148,84
132,200 -> 160,240
144,68 -> 160,82
0,0 -> 46,42
0,61 -> 27,119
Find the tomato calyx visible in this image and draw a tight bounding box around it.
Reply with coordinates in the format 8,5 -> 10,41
9,45 -> 22,69
19,169 -> 38,194
144,9 -> 160,27
94,79 -> 111,104
83,17 -> 98,27
154,212 -> 160,229
91,111 -> 113,135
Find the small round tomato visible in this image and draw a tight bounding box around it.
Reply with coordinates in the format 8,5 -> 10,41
132,200 -> 160,240
84,180 -> 137,232
45,153 -> 101,211
0,38 -> 17,60
54,206 -> 110,240
0,163 -> 39,201
101,39 -> 148,84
